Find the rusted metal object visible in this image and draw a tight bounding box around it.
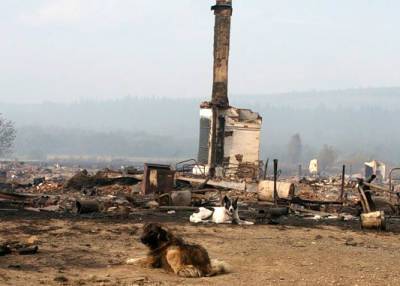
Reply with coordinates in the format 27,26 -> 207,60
141,163 -> 175,195
75,200 -> 99,214
176,159 -> 206,176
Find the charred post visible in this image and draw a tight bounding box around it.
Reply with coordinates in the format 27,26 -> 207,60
340,165 -> 345,201
273,159 -> 279,206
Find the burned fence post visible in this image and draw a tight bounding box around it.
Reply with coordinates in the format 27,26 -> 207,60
263,158 -> 269,180
273,159 -> 278,206
357,176 -> 387,231
340,165 -> 345,201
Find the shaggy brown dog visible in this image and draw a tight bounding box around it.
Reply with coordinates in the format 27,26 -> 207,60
129,223 -> 230,278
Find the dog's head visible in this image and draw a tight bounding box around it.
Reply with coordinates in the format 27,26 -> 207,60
140,223 -> 170,249
222,196 -> 238,216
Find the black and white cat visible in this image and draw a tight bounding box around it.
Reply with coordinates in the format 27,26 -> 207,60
190,196 -> 253,225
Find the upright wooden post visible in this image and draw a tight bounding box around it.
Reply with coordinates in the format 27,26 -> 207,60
340,165 -> 345,201
273,159 -> 279,206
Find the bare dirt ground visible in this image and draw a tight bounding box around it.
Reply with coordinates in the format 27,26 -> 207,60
1,211 -> 400,286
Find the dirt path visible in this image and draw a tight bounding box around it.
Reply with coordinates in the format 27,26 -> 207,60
1,212 -> 400,286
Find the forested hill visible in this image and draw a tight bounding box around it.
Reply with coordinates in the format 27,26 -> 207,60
2,87 -> 400,165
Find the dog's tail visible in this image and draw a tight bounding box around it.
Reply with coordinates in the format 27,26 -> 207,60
208,259 -> 231,276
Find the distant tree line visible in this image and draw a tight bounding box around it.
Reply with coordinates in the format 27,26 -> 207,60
2,88 -> 400,166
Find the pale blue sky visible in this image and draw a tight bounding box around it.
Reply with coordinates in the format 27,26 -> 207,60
1,0 -> 399,103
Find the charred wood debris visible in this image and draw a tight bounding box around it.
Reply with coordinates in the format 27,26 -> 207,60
1,160 -> 400,235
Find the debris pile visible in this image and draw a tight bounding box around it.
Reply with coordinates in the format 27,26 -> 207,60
0,159 -> 399,231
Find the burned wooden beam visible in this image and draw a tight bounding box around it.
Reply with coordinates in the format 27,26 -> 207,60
363,182 -> 391,193
0,182 -> 32,191
0,190 -> 38,201
176,175 -> 246,191
158,206 -> 199,212
65,169 -> 140,190
289,197 -> 343,206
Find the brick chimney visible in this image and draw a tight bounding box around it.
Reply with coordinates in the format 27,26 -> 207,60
211,0 -> 232,108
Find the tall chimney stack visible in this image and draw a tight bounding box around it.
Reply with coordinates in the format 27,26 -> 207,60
211,0 -> 232,107
196,0 -> 262,179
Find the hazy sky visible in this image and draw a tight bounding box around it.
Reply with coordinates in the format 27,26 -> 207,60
1,0 -> 399,103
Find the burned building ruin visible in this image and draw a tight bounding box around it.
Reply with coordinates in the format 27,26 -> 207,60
196,0 -> 262,180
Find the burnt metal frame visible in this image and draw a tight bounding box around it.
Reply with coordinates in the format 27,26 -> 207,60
175,159 -> 207,177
